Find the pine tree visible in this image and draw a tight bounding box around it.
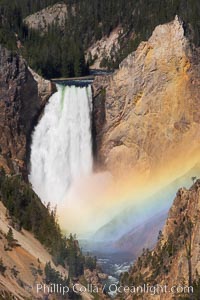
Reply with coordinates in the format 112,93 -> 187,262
6,228 -> 14,246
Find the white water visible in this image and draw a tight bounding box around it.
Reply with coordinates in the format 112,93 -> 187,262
29,84 -> 93,205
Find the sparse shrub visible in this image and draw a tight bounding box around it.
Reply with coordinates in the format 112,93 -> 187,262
11,265 -> 19,278
0,258 -> 6,275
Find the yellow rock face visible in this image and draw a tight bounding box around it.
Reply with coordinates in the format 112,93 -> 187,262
93,17 -> 200,187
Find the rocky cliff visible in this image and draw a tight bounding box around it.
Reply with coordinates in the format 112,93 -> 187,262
24,3 -> 71,33
0,45 -> 54,175
120,180 -> 200,299
93,16 -> 200,183
86,26 -> 122,69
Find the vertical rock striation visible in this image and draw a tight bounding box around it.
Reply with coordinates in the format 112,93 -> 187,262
0,45 -> 54,175
93,16 -> 200,181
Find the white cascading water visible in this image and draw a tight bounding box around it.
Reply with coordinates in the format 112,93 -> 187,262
29,84 -> 93,205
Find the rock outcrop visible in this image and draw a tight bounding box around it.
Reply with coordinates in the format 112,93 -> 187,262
24,3 -> 73,33
120,180 -> 200,299
93,16 -> 200,182
83,269 -> 109,299
86,26 -> 122,69
0,45 -> 54,175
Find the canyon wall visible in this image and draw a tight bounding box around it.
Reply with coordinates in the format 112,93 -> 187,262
93,16 -> 200,183
120,180 -> 200,299
0,45 -> 54,175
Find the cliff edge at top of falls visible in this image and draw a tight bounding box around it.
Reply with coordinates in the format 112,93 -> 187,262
92,16 -> 200,181
0,45 -> 55,175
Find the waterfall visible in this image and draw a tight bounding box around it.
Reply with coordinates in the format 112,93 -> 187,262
29,84 -> 93,205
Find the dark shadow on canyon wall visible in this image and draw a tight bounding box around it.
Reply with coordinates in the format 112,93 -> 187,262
92,88 -> 106,170
0,45 -> 50,179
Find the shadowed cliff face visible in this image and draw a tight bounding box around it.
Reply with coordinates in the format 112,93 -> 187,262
0,45 -> 53,175
93,17 -> 200,184
120,180 -> 200,299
